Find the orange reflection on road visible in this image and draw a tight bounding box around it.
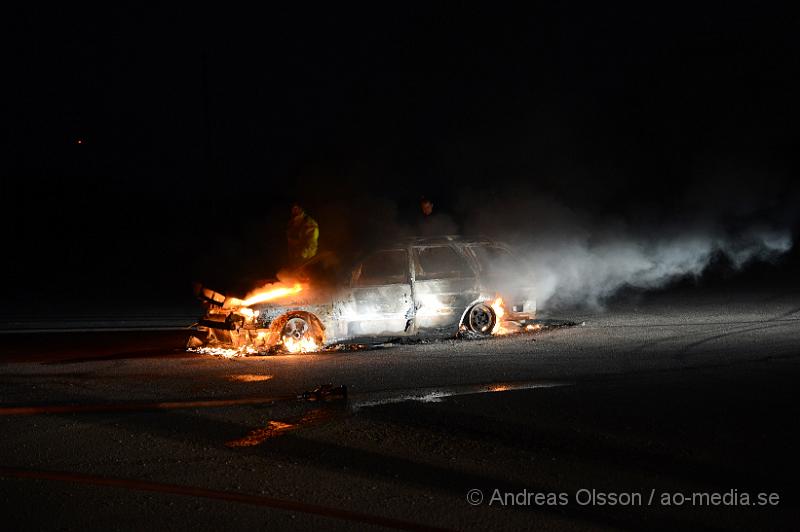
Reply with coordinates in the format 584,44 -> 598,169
225,420 -> 295,447
224,408 -> 336,447
226,374 -> 274,383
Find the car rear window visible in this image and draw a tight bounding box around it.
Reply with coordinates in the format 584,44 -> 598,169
355,250 -> 408,286
414,246 -> 474,280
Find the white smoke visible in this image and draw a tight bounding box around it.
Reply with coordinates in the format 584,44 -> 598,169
524,227 -> 792,309
464,196 -> 794,309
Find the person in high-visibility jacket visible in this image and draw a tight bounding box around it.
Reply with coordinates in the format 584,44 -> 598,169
287,203 -> 319,264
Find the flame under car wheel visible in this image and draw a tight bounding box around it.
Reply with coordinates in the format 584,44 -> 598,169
465,303 -> 496,335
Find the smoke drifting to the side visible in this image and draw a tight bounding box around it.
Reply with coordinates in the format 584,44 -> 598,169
461,195 -> 794,310
522,226 -> 791,309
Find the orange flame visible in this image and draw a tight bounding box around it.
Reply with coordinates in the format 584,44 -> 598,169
491,297 -> 512,335
187,346 -> 257,357
282,336 -> 320,353
226,282 -> 304,308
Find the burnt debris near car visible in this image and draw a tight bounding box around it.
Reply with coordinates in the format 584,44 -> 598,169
188,236 -> 537,355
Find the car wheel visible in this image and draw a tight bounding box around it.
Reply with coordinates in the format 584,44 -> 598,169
278,312 -> 325,352
282,316 -> 309,341
465,303 -> 496,335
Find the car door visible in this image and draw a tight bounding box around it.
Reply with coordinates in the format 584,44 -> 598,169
344,248 -> 414,338
412,245 -> 479,333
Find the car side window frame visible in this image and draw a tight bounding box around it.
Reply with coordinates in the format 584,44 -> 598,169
351,249 -> 411,287
468,244 -> 519,275
412,245 -> 476,281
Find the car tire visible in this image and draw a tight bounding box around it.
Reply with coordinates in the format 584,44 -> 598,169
464,303 -> 496,336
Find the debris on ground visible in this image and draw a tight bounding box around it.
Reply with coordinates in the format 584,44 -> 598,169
299,384 -> 348,402
322,343 -> 371,352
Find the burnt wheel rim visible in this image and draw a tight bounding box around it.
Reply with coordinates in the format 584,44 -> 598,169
467,304 -> 495,334
283,317 -> 309,340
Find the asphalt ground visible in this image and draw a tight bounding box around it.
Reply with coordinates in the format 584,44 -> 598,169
1,287 -> 798,530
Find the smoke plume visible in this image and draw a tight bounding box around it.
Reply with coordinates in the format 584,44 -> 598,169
462,195 -> 794,310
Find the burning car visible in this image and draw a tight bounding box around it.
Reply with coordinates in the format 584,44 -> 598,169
188,236 -> 536,355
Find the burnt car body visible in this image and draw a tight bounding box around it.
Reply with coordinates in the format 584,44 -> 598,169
192,236 -> 536,351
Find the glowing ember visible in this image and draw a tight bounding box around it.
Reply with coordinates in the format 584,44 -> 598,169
282,336 -> 320,353
187,346 -> 257,358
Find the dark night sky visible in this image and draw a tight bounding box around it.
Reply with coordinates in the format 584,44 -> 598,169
2,4 -> 798,309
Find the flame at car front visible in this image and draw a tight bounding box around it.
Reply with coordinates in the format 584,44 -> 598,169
225,282 -> 305,308
190,279 -> 324,356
